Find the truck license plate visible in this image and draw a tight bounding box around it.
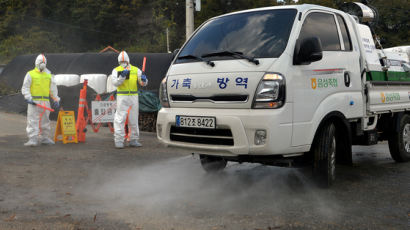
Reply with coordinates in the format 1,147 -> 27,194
176,115 -> 216,129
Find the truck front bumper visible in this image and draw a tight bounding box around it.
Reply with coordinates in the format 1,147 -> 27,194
156,104 -> 308,156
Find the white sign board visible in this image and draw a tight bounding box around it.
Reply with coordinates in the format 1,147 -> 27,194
358,24 -> 382,71
91,101 -> 117,123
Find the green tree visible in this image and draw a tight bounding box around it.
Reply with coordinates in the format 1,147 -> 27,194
0,0 -> 408,64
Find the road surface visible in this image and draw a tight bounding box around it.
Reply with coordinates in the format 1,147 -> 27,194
0,111 -> 408,229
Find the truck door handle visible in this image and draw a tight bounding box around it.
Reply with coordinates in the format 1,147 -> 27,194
344,72 -> 351,87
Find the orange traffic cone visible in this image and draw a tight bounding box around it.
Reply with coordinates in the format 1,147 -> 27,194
76,80 -> 88,142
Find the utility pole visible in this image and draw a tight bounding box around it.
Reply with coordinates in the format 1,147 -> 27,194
166,27 -> 170,53
186,0 -> 194,40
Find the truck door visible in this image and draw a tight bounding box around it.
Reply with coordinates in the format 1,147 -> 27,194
291,11 -> 362,146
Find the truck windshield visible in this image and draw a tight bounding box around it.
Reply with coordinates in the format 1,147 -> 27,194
176,9 -> 297,64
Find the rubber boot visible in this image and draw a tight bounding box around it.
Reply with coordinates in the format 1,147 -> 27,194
129,140 -> 142,147
24,138 -> 38,147
115,141 -> 124,149
41,137 -> 55,145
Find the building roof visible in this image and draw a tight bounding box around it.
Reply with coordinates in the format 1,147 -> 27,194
99,46 -> 120,53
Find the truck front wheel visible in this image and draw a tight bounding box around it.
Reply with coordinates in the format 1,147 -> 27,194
199,155 -> 227,172
312,122 -> 336,187
388,114 -> 410,162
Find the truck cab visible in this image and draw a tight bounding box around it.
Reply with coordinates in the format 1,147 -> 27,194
156,3 -> 410,186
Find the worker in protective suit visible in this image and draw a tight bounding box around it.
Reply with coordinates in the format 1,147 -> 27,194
112,51 -> 148,148
21,54 -> 60,146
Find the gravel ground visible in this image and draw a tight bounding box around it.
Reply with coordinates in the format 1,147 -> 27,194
0,111 -> 409,230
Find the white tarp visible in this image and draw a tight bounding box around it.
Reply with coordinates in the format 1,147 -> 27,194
384,46 -> 410,61
383,51 -> 409,72
80,74 -> 107,94
54,74 -> 80,87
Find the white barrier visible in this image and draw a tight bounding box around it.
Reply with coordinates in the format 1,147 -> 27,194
384,46 -> 410,61
80,74 -> 107,94
54,74 -> 80,87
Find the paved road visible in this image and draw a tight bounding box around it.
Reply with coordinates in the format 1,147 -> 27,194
0,111 -> 409,230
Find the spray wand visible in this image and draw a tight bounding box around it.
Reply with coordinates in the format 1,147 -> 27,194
28,101 -> 55,112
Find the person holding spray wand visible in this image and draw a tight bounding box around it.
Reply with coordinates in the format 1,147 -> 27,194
21,54 -> 60,146
111,51 -> 148,148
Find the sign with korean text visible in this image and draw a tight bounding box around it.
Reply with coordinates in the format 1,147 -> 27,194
91,101 -> 117,123
61,113 -> 76,135
170,76 -> 249,90
311,78 -> 338,89
54,111 -> 78,144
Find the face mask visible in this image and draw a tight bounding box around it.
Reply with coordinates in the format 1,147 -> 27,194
120,62 -> 128,68
39,63 -> 46,71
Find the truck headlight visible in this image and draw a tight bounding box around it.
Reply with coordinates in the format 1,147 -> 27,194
159,77 -> 169,108
252,73 -> 285,109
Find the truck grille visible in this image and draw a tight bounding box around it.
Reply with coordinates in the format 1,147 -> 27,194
171,94 -> 248,103
170,126 -> 234,146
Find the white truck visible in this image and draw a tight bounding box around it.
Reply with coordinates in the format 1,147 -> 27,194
156,2 -> 410,186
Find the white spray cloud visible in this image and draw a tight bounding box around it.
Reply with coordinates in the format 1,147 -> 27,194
75,155 -> 342,228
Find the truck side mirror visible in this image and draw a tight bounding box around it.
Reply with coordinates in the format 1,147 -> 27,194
172,49 -> 180,59
293,37 -> 323,65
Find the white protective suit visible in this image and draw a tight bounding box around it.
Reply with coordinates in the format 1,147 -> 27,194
111,51 -> 148,147
21,54 -> 60,146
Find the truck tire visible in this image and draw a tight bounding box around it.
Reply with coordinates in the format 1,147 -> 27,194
388,114 -> 410,162
312,122 -> 336,187
199,155 -> 227,172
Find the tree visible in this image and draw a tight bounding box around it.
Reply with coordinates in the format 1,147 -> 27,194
0,0 -> 408,64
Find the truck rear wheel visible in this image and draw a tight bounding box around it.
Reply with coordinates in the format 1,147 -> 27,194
388,114 -> 410,162
199,155 -> 227,172
312,122 -> 336,187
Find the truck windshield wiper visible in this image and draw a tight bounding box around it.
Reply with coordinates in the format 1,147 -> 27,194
201,50 -> 260,65
177,54 -> 215,67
